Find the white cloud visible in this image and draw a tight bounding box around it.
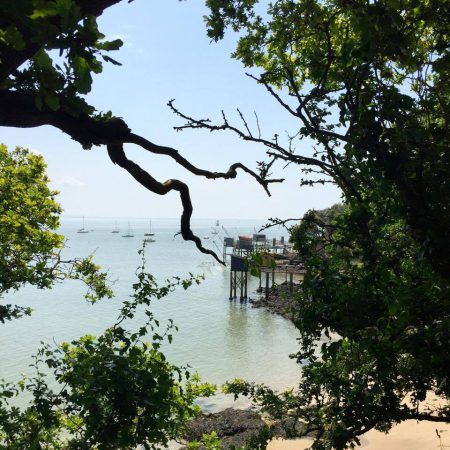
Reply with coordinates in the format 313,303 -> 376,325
53,176 -> 87,188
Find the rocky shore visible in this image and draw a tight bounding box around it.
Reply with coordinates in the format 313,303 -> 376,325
184,408 -> 307,449
184,408 -> 267,449
249,281 -> 300,322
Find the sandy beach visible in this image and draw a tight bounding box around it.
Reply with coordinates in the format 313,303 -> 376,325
268,419 -> 449,450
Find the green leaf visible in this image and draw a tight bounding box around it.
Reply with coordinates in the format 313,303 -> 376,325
0,25 -> 26,50
99,38 -> 123,51
34,49 -> 53,70
72,56 -> 92,94
44,91 -> 60,111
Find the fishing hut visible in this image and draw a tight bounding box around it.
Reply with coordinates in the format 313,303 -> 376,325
220,228 -> 302,300
229,254 -> 248,301
222,233 -> 292,261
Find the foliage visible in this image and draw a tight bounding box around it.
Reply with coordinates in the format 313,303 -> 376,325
199,0 -> 450,448
289,203 -> 343,258
0,144 -> 214,448
0,144 -> 112,322
246,251 -> 276,278
0,249 -> 214,449
186,431 -> 223,450
0,0 -> 123,118
0,144 -> 62,293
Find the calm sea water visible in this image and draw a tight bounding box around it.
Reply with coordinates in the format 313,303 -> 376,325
0,218 -> 302,411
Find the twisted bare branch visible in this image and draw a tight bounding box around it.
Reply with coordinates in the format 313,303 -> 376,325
107,144 -> 224,264
126,133 -> 283,196
168,99 -> 332,172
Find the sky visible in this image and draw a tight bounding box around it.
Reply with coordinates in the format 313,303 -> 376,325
1,1 -> 341,220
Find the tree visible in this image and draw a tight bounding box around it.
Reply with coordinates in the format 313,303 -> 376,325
189,0 -> 449,274
165,0 -> 450,448
0,0 -> 283,263
0,144 -> 215,448
0,143 -> 111,322
0,144 -> 61,295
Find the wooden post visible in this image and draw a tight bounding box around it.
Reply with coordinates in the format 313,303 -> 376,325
233,272 -> 237,299
239,272 -> 244,301
265,271 -> 270,300
229,270 -> 233,300
272,268 -> 275,287
244,272 -> 248,298
289,272 -> 293,296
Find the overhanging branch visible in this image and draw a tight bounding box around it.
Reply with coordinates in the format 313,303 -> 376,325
168,99 -> 332,172
0,90 -> 282,262
107,144 -> 224,264
0,0 -> 125,82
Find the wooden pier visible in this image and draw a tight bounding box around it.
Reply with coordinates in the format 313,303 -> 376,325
258,265 -> 305,299
225,233 -> 303,301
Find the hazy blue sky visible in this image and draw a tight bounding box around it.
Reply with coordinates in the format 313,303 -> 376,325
1,1 -> 341,220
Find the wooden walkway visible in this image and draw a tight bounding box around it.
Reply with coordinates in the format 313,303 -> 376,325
259,265 -> 305,299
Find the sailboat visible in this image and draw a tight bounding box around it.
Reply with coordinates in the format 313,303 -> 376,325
111,221 -> 120,233
122,221 -> 134,238
211,219 -> 220,235
144,220 -> 154,236
77,216 -> 89,234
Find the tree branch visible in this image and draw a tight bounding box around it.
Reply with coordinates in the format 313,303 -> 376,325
107,144 -> 224,264
126,133 -> 282,196
0,90 -> 283,262
168,99 -> 332,172
399,411 -> 450,423
0,0 -> 125,82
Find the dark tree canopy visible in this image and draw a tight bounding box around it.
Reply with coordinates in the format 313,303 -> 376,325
201,0 -> 450,275
193,0 -> 450,448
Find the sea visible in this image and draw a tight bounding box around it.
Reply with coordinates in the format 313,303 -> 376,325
0,217 -> 302,411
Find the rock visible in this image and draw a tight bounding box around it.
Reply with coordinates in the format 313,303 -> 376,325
184,408 -> 266,449
250,282 -> 300,322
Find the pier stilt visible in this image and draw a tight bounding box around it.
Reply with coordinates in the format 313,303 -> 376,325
244,272 -> 248,299
289,272 -> 293,296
